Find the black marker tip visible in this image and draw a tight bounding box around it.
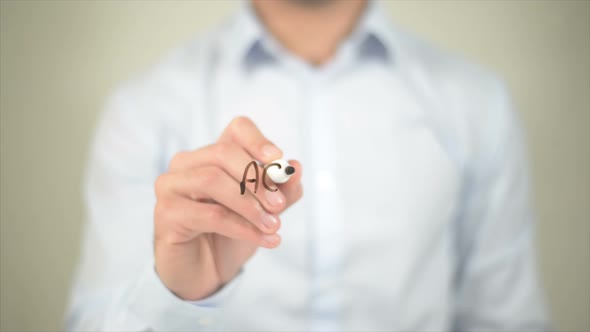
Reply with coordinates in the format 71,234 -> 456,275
285,166 -> 295,175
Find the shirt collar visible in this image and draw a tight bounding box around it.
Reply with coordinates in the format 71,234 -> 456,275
224,0 -> 395,71
348,0 -> 395,62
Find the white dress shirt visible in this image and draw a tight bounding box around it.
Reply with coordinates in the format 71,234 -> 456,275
66,2 -> 550,331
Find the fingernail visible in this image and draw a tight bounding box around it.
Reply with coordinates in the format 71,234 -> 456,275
262,144 -> 281,159
265,189 -> 285,207
262,233 -> 281,245
261,214 -> 279,230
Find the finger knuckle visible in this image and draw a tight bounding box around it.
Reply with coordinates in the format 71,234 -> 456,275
230,116 -> 253,133
204,204 -> 228,222
154,174 -> 170,194
214,142 -> 232,161
154,200 -> 172,221
169,151 -> 189,169
196,167 -> 222,187
180,170 -> 194,187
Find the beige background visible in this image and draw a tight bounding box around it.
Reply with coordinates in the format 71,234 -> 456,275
1,1 -> 588,331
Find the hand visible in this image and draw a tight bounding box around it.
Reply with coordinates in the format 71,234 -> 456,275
153,117 -> 303,301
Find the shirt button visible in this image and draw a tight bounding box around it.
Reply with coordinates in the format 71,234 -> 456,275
198,316 -> 213,326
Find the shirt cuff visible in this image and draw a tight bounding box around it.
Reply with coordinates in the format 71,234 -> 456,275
127,261 -> 241,331
187,270 -> 243,308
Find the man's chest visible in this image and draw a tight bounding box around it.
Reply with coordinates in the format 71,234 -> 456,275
206,69 -> 461,259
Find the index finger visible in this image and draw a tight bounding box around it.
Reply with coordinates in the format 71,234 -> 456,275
218,116 -> 283,164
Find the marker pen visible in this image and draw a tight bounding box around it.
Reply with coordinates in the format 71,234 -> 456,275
266,159 -> 295,184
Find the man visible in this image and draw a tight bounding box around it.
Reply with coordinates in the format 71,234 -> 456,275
66,0 -> 550,330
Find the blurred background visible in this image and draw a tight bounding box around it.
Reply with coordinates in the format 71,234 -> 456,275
1,1 -> 588,331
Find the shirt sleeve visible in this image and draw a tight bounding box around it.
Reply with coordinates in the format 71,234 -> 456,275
64,83 -> 238,331
127,261 -> 243,331
452,80 -> 551,331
